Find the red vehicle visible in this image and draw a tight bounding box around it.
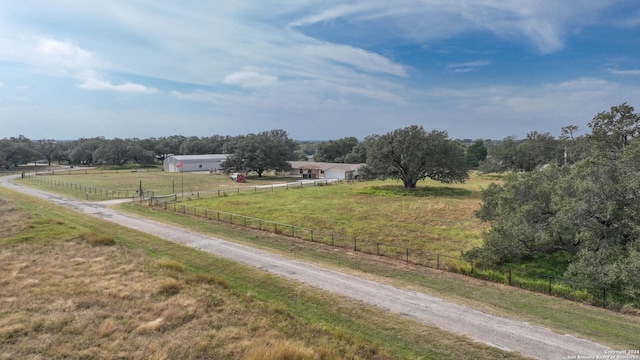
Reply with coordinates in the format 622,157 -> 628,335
233,173 -> 246,183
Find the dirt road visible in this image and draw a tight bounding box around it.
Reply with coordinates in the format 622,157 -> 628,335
1,175 -> 625,359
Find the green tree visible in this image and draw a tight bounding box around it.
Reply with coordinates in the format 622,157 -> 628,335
0,136 -> 37,168
363,125 -> 468,188
514,131 -> 560,171
314,137 -> 360,163
479,137 -> 519,173
69,137 -> 105,165
467,104 -> 640,297
36,139 -> 58,166
467,165 -> 569,265
465,140 -> 488,167
93,138 -> 132,166
221,129 -> 297,177
588,102 -> 640,153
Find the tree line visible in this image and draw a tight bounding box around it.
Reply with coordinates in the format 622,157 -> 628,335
467,103 -> 640,299
0,128 -> 484,184
3,102 -> 638,297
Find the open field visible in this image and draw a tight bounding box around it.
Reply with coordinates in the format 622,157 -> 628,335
0,186 -> 524,359
17,167 -> 299,199
6,171 -> 640,355
16,170 -> 496,257
184,175 -> 492,257
121,198 -> 640,352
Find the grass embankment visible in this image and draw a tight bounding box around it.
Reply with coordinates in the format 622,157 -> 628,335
0,187 -> 522,359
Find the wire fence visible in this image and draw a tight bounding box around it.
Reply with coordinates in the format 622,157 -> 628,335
22,172 -> 149,200
146,197 -> 639,311
17,169 -> 639,311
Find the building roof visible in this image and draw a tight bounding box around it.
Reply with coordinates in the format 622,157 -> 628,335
167,154 -> 227,161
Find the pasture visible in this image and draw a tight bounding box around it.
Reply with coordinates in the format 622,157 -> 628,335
8,169 -> 640,353
180,173 -> 495,257
17,169 -> 495,257
0,185 -> 525,359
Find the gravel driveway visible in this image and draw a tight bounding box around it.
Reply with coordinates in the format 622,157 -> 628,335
1,174 -> 627,360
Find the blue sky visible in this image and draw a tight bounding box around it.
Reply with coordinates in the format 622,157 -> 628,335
1,1 -> 639,141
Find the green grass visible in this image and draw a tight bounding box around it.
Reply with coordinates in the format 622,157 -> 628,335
11,169 -> 640,351
16,169 -> 300,200
181,176 -> 491,257
0,186 -> 525,359
120,200 -> 640,351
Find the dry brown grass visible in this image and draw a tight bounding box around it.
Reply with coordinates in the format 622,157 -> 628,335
0,187 -> 532,359
0,230 -> 401,359
0,198 -> 26,238
0,238 -> 331,359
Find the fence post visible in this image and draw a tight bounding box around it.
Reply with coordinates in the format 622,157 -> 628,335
353,238 -> 357,251
508,269 -> 512,286
548,277 -> 552,295
331,234 -> 334,246
310,229 -> 314,242
406,248 -> 409,263
376,243 -> 380,256
437,254 -> 440,269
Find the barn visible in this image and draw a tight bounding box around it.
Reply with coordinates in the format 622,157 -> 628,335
285,161 -> 363,180
163,154 -> 228,173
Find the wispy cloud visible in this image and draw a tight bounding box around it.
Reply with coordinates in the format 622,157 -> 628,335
79,76 -> 157,93
446,60 -> 492,73
285,1 -> 616,54
223,71 -> 278,88
608,68 -> 640,76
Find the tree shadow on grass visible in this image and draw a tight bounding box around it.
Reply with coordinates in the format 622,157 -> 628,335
358,185 -> 473,197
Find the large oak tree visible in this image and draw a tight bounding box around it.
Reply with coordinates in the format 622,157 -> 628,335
363,125 -> 469,188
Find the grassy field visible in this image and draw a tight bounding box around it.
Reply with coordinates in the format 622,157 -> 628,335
0,186 -> 526,359
16,170 -> 494,257
122,198 -> 640,352
176,173 -> 495,257
6,169 -> 640,355
18,167 -> 299,199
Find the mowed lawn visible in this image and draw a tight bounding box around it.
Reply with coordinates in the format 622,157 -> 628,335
186,173 -> 497,257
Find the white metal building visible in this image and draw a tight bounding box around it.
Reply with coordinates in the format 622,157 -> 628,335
163,154 -> 228,173
285,161 -> 363,180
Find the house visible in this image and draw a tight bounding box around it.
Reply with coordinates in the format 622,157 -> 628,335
285,161 -> 363,180
163,154 -> 228,173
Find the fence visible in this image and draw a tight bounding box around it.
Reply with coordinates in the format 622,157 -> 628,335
18,169 -> 639,310
22,172 -> 151,200
146,198 -> 639,311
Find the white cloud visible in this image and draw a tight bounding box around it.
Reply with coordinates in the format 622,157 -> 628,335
34,37 -> 98,71
446,60 -> 492,73
79,77 -> 157,93
609,68 -> 640,76
223,71 -> 278,88
286,0 -> 612,54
